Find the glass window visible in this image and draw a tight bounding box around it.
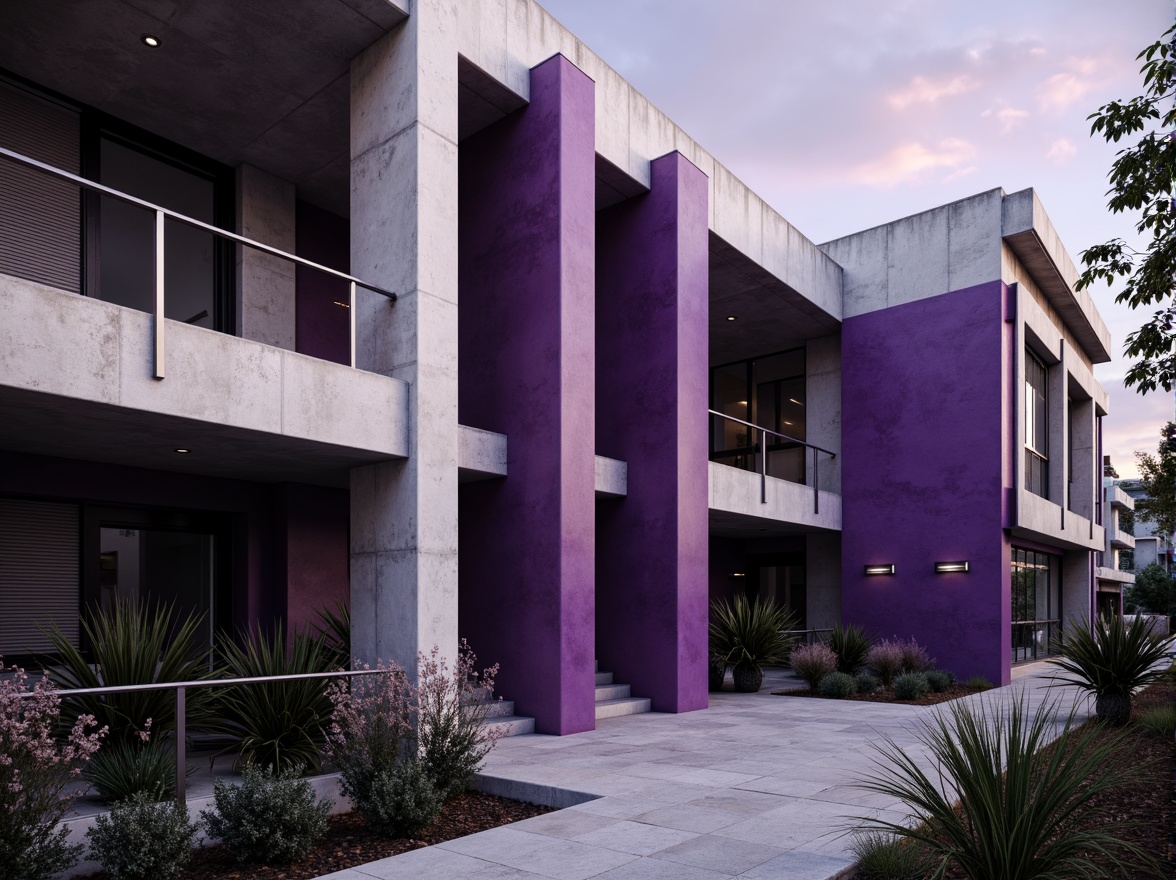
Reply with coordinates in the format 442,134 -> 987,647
97,138 -> 218,329
1025,350 -> 1048,498
1011,548 -> 1059,662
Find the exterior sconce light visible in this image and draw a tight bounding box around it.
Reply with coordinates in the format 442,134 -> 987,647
864,564 -> 896,576
730,572 -> 745,579
935,561 -> 969,573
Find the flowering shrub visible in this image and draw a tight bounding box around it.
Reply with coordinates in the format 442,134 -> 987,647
418,640 -> 505,798
1,662 -> 105,880
866,640 -> 906,688
898,638 -> 936,674
790,643 -> 838,691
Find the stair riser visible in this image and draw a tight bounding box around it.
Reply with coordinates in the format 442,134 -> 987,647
595,698 -> 652,720
595,683 -> 631,701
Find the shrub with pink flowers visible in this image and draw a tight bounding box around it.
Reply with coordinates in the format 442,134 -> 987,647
1,662 -> 106,880
324,643 -> 505,837
897,637 -> 936,674
789,643 -> 838,691
866,639 -> 906,688
418,640 -> 505,799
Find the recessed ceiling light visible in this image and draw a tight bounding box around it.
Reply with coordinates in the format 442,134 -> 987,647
726,315 -> 736,321
788,398 -> 804,406
141,34 -> 161,48
174,448 -> 191,454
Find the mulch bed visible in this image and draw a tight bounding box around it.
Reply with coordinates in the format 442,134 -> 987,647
77,791 -> 554,880
771,683 -> 990,705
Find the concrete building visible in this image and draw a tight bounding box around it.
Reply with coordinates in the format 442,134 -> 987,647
0,0 -> 1111,734
1117,479 -> 1174,576
1096,478 -> 1135,616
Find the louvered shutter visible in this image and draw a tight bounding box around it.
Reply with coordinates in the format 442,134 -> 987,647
0,78 -> 81,293
0,498 -> 80,655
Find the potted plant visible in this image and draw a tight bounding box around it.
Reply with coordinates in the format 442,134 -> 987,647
709,595 -> 798,692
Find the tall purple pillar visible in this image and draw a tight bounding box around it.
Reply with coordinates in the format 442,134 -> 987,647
457,55 -> 596,735
595,152 -> 709,713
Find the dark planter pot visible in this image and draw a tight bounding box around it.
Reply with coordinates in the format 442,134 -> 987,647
1095,692 -> 1131,726
732,664 -> 763,693
708,660 -> 727,692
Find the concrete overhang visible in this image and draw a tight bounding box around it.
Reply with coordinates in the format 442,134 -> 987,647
708,461 -> 840,538
1001,189 -> 1112,364
1107,485 -> 1135,511
1096,567 -> 1134,586
0,274 -> 409,487
458,425 -> 508,482
1014,490 -> 1105,552
0,0 -> 408,215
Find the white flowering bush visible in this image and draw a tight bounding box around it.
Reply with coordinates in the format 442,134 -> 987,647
1,662 -> 106,880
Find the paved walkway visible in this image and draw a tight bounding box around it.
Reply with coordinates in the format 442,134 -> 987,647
319,663 -> 1090,880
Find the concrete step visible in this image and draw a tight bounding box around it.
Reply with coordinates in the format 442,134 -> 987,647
482,714 -> 535,736
595,671 -> 614,686
595,696 -> 652,720
595,683 -> 631,702
482,699 -> 515,719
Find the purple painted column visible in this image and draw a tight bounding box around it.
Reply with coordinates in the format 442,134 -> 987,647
595,152 -> 709,713
841,281 -> 1010,685
457,55 -> 596,735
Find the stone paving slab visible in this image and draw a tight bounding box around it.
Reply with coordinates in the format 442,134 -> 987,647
314,662 -> 1091,880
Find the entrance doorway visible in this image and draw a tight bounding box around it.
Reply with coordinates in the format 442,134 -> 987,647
745,552 -> 806,628
86,507 -> 231,658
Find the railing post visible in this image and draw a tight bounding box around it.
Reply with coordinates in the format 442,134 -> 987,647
349,280 -> 357,369
760,428 -> 767,504
153,210 -> 166,380
814,449 -> 820,515
174,686 -> 186,805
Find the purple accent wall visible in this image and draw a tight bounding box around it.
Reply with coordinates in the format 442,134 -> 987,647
595,152 -> 709,712
275,483 -> 350,635
841,281 -> 1011,685
457,55 -> 597,735
295,200 -> 350,366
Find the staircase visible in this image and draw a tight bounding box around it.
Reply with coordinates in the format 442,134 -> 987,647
479,694 -> 535,737
594,663 -> 652,720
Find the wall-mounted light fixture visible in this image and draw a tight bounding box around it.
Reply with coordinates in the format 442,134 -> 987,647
935,561 -> 969,573
730,572 -> 745,579
864,564 -> 896,576
141,33 -> 161,47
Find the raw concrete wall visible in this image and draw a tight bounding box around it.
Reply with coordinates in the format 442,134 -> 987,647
595,152 -> 709,714
456,55 -> 597,735
806,333 -> 841,494
841,281 -> 1010,684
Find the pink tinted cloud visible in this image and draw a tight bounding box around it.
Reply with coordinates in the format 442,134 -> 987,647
853,138 -> 977,188
887,74 -> 979,109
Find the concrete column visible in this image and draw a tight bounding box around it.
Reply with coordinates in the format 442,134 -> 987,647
348,1 -> 459,679
1071,397 -> 1095,521
805,532 -> 841,630
1047,343 -> 1067,509
595,152 -> 709,713
456,56 -> 596,734
805,334 -> 841,493
236,164 -> 296,349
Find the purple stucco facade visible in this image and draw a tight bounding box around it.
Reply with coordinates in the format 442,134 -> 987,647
457,55 -> 597,735
841,281 -> 1012,685
595,152 -> 710,713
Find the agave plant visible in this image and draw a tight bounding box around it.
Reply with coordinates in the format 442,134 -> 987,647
44,599 -> 219,744
854,695 -> 1157,880
1049,613 -> 1171,725
214,627 -> 338,774
829,623 -> 872,674
708,595 -> 798,692
313,600 -> 351,670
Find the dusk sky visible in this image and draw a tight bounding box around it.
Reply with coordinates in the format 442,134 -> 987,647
538,0 -> 1176,479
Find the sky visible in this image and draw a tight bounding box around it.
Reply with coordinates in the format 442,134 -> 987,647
537,0 -> 1176,479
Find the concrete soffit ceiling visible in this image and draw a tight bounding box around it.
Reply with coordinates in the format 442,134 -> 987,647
0,0 -> 408,216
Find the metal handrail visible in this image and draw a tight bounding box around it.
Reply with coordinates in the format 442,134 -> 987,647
0,146 -> 396,375
21,667 -> 387,804
708,409 -> 836,513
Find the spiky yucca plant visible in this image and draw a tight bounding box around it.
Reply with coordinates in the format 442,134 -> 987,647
215,627 -> 338,774
708,595 -> 798,692
854,696 -> 1158,880
1049,613 -> 1170,725
45,600 -> 218,744
829,623 -> 873,674
313,600 -> 351,670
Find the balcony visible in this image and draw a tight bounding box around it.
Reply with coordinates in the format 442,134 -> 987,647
707,411 -> 841,535
0,148 -> 409,486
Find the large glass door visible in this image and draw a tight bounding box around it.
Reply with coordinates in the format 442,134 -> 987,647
1011,548 -> 1059,662
92,136 -> 224,330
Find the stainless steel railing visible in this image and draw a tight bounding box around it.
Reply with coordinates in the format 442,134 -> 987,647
19,668 -> 385,804
708,409 -> 836,513
0,146 -> 397,377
